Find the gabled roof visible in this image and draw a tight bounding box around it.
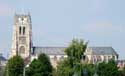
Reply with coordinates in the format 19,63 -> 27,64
0,55 -> 7,61
32,46 -> 118,56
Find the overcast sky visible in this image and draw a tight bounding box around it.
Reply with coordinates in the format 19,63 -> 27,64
0,0 -> 125,59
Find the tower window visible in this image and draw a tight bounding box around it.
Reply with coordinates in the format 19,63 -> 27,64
21,17 -> 24,21
19,46 -> 25,54
23,27 -> 25,35
19,26 -> 21,35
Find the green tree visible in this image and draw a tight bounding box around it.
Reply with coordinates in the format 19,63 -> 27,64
26,53 -> 53,76
120,65 -> 125,76
6,55 -> 24,76
97,59 -> 119,76
82,64 -> 95,76
57,58 -> 73,76
65,39 -> 87,62
122,66 -> 125,76
57,39 -> 88,76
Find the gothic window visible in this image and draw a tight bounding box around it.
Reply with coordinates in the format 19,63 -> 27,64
108,56 -> 111,60
60,56 -> 64,61
97,55 -> 101,61
104,56 -> 107,61
85,56 -> 89,63
54,56 -> 57,62
92,55 -> 97,64
113,55 -> 115,59
19,46 -> 25,54
21,17 -> 24,21
19,26 -> 21,35
23,27 -> 25,35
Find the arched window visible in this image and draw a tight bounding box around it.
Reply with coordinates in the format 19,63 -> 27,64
19,26 -> 21,35
92,55 -> 97,64
84,56 -> 89,63
112,55 -> 115,59
23,27 -> 25,35
60,56 -> 64,61
96,55 -> 101,61
19,46 -> 25,54
21,17 -> 24,21
54,56 -> 57,61
104,56 -> 107,62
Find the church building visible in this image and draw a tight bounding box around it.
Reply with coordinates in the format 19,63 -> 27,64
10,13 -> 118,68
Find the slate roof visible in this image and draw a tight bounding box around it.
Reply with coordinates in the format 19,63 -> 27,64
89,47 -> 118,55
0,55 -> 7,61
33,47 -> 66,55
33,46 -> 118,56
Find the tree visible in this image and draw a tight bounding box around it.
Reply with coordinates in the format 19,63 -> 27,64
26,53 -> 53,76
65,39 -> 87,63
120,65 -> 125,76
97,59 -> 119,76
6,55 -> 24,76
82,64 -> 95,76
123,66 -> 125,75
56,58 -> 73,76
57,39 -> 88,76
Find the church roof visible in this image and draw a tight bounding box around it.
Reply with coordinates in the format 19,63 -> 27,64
89,47 -> 118,55
33,47 -> 66,55
33,46 -> 118,56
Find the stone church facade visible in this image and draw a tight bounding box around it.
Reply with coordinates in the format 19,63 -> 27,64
10,13 -> 118,68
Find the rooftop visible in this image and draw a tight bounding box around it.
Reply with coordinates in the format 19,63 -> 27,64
33,46 -> 118,56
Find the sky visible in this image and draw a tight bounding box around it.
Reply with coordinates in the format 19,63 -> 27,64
0,0 -> 125,59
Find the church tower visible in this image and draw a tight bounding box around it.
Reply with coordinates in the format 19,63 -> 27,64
11,13 -> 32,59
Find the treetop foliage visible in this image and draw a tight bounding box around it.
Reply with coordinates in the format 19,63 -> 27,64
7,55 -> 24,76
57,39 -> 88,76
26,53 -> 53,76
65,39 -> 88,62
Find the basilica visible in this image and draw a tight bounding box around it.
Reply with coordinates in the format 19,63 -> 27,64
10,13 -> 118,68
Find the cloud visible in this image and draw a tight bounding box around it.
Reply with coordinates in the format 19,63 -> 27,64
0,3 -> 14,16
82,21 -> 125,35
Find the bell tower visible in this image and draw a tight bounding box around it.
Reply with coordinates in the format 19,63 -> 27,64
11,13 -> 32,59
